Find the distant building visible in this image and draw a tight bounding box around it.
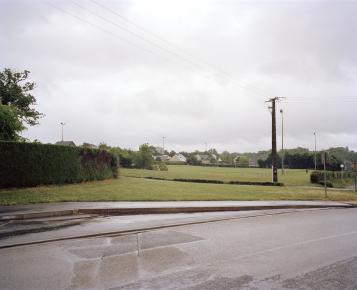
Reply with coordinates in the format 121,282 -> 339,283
169,153 -> 187,163
195,154 -> 211,164
55,141 -> 76,147
82,143 -> 98,149
157,155 -> 170,162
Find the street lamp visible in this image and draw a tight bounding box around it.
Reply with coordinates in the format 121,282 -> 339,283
280,109 -> 284,175
314,132 -> 317,170
60,122 -> 66,142
162,136 -> 166,153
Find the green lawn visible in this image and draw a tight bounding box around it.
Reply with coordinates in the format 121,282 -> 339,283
1,176 -> 356,205
122,165 -> 312,186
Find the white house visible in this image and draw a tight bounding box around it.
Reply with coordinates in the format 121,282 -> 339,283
169,153 -> 187,163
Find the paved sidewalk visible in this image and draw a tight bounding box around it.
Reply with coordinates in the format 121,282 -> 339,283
0,200 -> 352,221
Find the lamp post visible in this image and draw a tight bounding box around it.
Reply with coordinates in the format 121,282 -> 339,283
314,132 -> 317,170
162,136 -> 166,153
280,109 -> 284,175
60,122 -> 65,142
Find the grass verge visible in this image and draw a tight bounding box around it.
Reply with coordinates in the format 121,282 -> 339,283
0,176 -> 356,205
121,166 -> 313,186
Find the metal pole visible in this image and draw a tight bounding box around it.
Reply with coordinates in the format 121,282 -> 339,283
355,171 -> 357,192
323,152 -> 327,198
162,136 -> 165,152
280,109 -> 284,175
314,132 -> 317,170
60,122 -> 65,142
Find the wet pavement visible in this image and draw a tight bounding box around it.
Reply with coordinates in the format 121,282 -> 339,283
1,207 -> 357,289
0,209 -> 310,247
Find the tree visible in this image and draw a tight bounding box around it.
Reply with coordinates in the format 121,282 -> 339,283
0,68 -> 43,140
187,153 -> 200,165
236,156 -> 249,167
0,104 -> 25,140
134,143 -> 155,169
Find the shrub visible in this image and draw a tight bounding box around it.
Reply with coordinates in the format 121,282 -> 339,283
158,162 -> 168,171
310,171 -> 320,183
133,144 -> 154,170
151,164 -> 159,171
0,141 -> 119,188
310,170 -> 355,187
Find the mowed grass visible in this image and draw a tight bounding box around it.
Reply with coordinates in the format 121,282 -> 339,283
122,165 -> 312,186
0,176 -> 356,205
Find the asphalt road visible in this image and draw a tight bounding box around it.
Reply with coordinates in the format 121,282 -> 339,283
1,208 -> 357,289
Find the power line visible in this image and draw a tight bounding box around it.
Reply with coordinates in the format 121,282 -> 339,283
89,0 -> 272,98
45,2 -> 166,59
68,0 -> 271,98
70,0 -> 211,72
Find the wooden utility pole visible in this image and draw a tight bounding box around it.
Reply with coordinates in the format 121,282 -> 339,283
266,97 -> 284,183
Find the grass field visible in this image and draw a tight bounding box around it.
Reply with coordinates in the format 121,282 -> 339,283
122,165 -> 313,186
0,166 -> 356,205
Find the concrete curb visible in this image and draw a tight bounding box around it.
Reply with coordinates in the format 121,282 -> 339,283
0,203 -> 354,221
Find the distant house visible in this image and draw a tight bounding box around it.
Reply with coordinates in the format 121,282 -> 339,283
195,154 -> 211,164
55,141 -> 76,147
82,143 -> 98,149
157,155 -> 170,162
193,153 -> 222,165
169,153 -> 187,163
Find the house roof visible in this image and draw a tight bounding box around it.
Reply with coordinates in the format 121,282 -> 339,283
55,141 -> 76,147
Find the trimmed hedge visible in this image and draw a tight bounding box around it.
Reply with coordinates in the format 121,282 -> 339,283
310,170 -> 356,188
173,178 -> 224,184
0,141 -> 119,188
229,181 -> 283,186
143,176 -> 283,186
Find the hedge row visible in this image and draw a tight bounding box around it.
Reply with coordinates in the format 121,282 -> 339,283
0,141 -> 119,188
310,170 -> 355,188
173,178 -> 224,184
144,176 -> 283,186
229,181 -> 283,186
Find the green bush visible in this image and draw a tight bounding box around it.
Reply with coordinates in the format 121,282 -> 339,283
158,162 -> 168,171
0,141 -> 119,188
310,171 -> 319,183
310,170 -> 354,183
151,164 -> 159,171
310,170 -> 355,188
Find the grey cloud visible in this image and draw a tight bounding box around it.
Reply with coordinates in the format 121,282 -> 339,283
1,0 -> 357,152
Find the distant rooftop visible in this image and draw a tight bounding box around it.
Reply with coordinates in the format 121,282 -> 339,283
55,141 -> 76,147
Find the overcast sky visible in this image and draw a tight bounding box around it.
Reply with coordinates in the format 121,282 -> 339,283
1,0 -> 356,152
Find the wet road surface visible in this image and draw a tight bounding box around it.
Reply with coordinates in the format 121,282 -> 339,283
1,208 -> 357,289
